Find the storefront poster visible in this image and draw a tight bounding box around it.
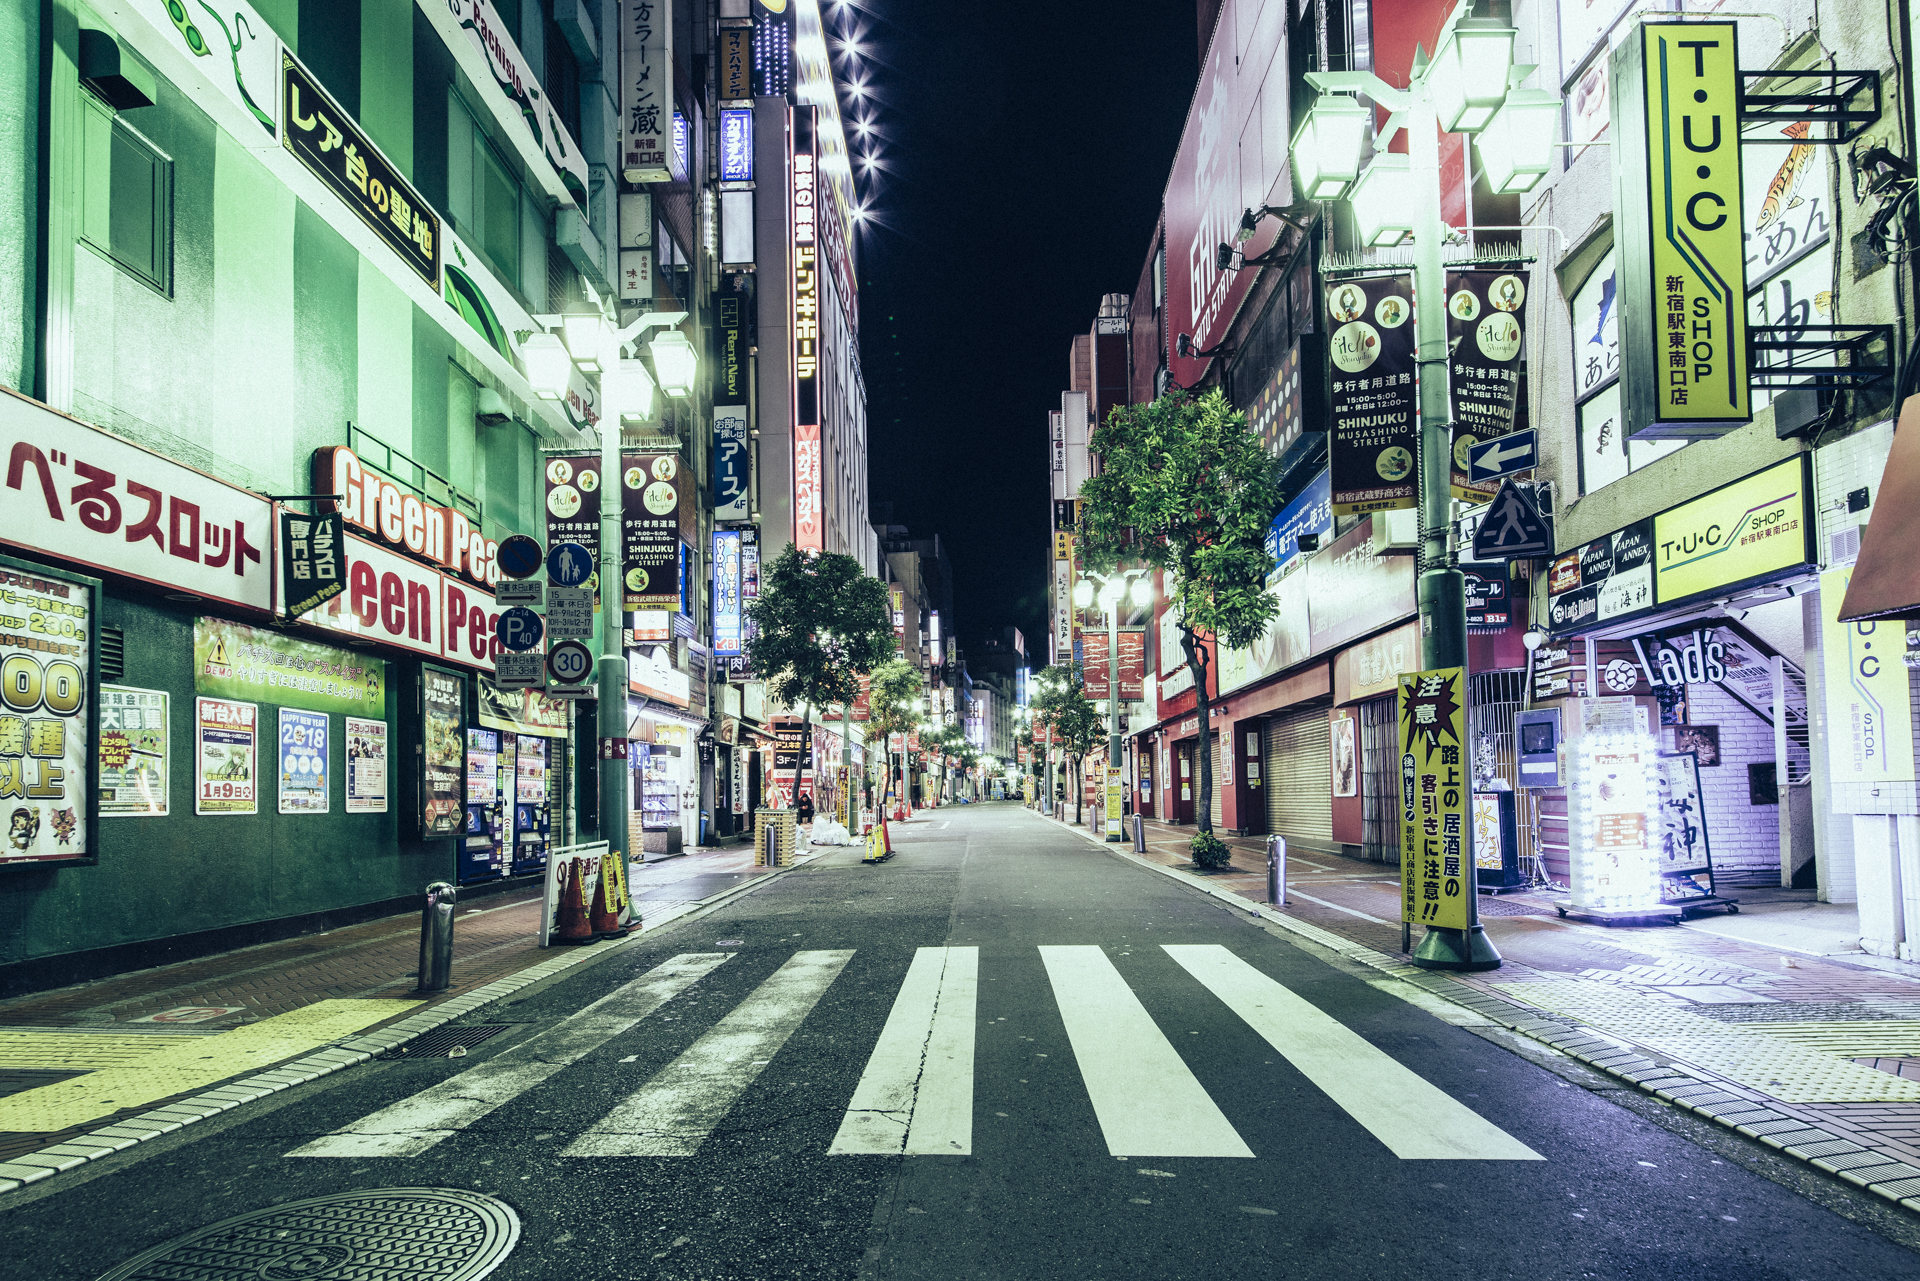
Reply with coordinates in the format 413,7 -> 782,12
1398,668 -> 1468,930
100,685 -> 168,818
195,697 -> 257,816
475,677 -> 570,740
1331,711 -> 1357,798
623,453 -> 691,609
1445,270 -> 1530,502
194,618 -> 386,719
277,707 -> 329,815
345,715 -> 388,813
1654,751 -> 1714,899
1821,565 -> 1916,805
0,558 -> 96,863
1327,275 -> 1418,515
421,667 -> 464,836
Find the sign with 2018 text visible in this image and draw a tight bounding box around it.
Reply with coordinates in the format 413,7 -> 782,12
1614,22 -> 1750,432
1399,668 -> 1469,930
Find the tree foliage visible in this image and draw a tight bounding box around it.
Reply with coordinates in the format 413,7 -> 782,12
1077,389 -> 1279,854
1031,664 -> 1102,824
861,657 -> 923,803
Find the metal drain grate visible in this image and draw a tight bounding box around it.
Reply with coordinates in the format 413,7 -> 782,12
96,1187 -> 520,1280
377,1025 -> 516,1060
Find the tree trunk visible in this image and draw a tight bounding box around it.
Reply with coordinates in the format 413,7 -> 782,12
797,708 -> 811,818
1183,627 -> 1213,835
1073,754 -> 1083,826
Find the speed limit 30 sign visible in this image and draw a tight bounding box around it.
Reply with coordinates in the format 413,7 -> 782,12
546,639 -> 594,695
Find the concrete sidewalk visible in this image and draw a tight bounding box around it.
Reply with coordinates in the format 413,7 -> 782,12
1066,812 -> 1920,1216
0,840 -> 809,1190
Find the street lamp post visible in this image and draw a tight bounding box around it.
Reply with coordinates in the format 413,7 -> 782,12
1293,1 -> 1558,971
1075,568 -> 1152,841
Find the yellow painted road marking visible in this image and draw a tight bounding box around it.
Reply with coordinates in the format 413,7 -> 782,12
0,1000 -> 418,1133
0,1031 -> 205,1071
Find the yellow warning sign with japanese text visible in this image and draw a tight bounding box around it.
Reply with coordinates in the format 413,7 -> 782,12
1399,668 -> 1469,929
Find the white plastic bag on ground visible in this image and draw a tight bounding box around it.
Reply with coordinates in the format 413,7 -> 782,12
810,818 -> 854,846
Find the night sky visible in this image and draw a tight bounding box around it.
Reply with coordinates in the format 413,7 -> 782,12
852,2 -> 1199,656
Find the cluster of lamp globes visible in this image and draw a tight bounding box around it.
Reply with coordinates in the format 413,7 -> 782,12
520,312 -> 700,424
1072,572 -> 1154,611
1290,15 -> 1559,249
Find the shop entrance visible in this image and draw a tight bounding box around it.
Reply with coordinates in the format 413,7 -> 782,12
1173,741 -> 1195,824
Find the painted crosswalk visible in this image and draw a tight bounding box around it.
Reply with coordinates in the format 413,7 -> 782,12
286,944 -> 1539,1163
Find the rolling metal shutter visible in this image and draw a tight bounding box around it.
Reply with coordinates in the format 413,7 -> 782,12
1208,732 -> 1225,826
1265,707 -> 1333,844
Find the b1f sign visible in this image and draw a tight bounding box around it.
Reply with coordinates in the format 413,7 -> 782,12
1613,22 -> 1750,436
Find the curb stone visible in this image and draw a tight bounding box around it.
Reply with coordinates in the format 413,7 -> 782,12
0,853 -> 816,1197
1033,809 -> 1920,1217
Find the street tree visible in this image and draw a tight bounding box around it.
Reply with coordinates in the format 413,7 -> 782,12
745,546 -> 893,812
1077,388 -> 1280,865
863,657 -> 923,811
1032,664 -> 1102,826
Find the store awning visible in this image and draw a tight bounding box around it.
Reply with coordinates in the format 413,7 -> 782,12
1840,395 -> 1920,623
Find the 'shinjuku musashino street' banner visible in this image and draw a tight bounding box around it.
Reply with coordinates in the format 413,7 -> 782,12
622,453 -> 691,609
1445,270 -> 1529,501
1326,276 -> 1418,515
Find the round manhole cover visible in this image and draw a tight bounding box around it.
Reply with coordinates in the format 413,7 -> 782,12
96,1188 -> 519,1281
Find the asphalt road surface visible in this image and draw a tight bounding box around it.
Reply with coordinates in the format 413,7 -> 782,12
8,802 -> 1920,1280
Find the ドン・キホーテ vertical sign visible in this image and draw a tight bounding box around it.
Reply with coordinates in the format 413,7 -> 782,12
1613,22 -> 1750,433
1399,668 -> 1469,930
791,106 -> 823,551
0,557 -> 97,864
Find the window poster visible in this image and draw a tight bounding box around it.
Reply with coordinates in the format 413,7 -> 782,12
422,666 -> 464,836
346,715 -> 388,813
101,686 -> 169,818
0,557 -> 97,864
278,707 -> 330,815
195,697 -> 258,815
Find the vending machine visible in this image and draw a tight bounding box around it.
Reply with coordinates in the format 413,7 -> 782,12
511,733 -> 551,873
460,727 -> 505,884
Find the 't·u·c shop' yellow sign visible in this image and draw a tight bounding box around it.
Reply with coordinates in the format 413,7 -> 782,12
1652,456 -> 1810,605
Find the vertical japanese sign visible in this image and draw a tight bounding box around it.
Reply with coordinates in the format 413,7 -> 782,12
791,107 -> 823,551
622,452 -> 689,609
891,584 -> 907,658
345,715 -> 388,813
1445,270 -> 1529,501
1821,565 -> 1916,799
100,685 -> 167,818
277,707 -> 329,815
280,509 -> 345,620
719,106 -> 753,182
1398,668 -> 1468,929
0,559 -> 96,862
719,26 -> 752,100
1327,276 -> 1418,515
544,455 -> 602,569
281,51 -> 438,288
713,529 -> 745,656
1615,22 -> 1750,430
421,666 -> 464,836
714,408 -> 749,522
620,0 -> 672,183
195,697 -> 257,816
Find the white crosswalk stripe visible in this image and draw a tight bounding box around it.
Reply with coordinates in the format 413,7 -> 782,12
1163,944 -> 1543,1161
565,949 -> 855,1157
829,947 -> 978,1156
1038,945 -> 1254,1158
284,953 -> 733,1159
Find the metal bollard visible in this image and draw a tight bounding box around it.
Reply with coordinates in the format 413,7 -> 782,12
1266,835 -> 1287,907
417,881 -> 457,992
1132,813 -> 1146,853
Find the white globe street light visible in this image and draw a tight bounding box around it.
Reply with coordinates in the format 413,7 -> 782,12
1476,86 -> 1560,195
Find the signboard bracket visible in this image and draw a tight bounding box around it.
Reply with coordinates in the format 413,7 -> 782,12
1738,67 -> 1880,144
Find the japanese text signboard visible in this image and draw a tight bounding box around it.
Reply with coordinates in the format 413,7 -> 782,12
719,25 -> 751,101
1444,270 -> 1530,502
280,510 -> 345,620
1821,564 -> 1917,811
623,453 -> 690,610
1327,276 -> 1418,515
792,108 -> 824,551
194,618 -> 387,720
432,0 -> 589,205
620,0 -> 672,183
1399,668 -> 1469,930
714,408 -> 749,523
1614,22 -> 1751,433
0,557 -> 96,864
282,51 -> 438,288
1652,456 -> 1810,606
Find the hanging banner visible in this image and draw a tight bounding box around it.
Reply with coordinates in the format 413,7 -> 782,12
1327,276 -> 1418,515
1082,629 -> 1147,703
623,452 -> 691,609
1398,668 -> 1469,930
195,697 -> 258,816
1445,270 -> 1530,502
544,455 -> 602,574
100,685 -> 168,819
1614,22 -> 1751,432
0,558 -> 96,863
345,715 -> 389,813
193,618 -> 387,719
421,666 -> 465,836
475,677 -> 570,740
277,707 -> 330,815
280,509 -> 345,621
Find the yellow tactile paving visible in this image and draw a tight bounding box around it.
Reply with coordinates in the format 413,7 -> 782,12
1493,979 -> 1920,1104
0,1030 -> 204,1071
0,1000 -> 419,1133
1756,1021 -> 1920,1059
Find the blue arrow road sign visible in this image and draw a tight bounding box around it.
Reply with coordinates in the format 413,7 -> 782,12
1466,430 -> 1537,484
1471,481 -> 1554,561
496,607 -> 545,653
496,533 -> 543,580
546,541 -> 593,587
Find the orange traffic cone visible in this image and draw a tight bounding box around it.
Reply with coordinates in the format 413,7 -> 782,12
590,853 -> 626,936
551,859 -> 594,943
